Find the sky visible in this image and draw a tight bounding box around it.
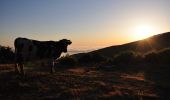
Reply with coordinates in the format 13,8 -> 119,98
0,0 -> 170,51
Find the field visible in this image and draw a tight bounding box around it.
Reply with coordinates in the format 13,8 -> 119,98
0,63 -> 169,100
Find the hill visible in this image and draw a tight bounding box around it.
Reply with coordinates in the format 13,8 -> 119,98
1,32 -> 170,99
73,32 -> 170,58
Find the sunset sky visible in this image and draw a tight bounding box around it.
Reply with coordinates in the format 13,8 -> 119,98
0,0 -> 170,51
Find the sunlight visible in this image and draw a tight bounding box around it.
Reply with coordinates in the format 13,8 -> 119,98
133,25 -> 156,40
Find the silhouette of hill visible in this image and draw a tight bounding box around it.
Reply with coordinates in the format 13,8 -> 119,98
73,32 -> 170,58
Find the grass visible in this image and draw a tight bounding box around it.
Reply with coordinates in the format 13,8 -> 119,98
1,63 -> 168,100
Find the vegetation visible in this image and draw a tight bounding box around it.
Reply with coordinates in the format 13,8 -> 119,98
112,51 -> 143,65
78,53 -> 107,64
78,53 -> 93,63
144,51 -> 159,64
67,47 -> 170,66
58,54 -> 78,66
0,45 -> 14,63
144,48 -> 170,64
157,48 -> 170,64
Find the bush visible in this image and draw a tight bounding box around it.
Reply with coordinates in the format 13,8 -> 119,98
0,46 -> 14,63
91,53 -> 107,62
157,48 -> 170,64
58,54 -> 78,66
113,51 -> 143,64
144,48 -> 170,64
144,51 -> 159,63
78,53 -> 93,63
78,53 -> 107,63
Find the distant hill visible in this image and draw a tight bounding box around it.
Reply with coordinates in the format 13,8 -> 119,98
73,32 -> 170,58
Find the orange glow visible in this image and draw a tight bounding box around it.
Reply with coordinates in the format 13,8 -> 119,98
132,24 -> 157,40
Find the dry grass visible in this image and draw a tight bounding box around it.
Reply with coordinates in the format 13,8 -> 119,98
0,64 -> 14,70
0,64 -> 169,100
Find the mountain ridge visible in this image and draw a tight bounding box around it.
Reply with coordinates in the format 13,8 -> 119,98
73,32 -> 170,58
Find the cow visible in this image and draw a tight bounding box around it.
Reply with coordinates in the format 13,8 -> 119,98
14,37 -> 72,75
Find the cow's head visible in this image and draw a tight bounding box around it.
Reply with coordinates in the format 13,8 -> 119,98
58,39 -> 72,53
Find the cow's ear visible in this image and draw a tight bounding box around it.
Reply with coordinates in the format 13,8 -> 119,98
67,40 -> 72,45
59,39 -> 72,45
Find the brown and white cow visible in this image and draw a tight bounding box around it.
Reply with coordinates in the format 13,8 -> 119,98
14,37 -> 72,75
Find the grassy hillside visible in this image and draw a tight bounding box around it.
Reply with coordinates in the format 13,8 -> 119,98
73,32 -> 170,58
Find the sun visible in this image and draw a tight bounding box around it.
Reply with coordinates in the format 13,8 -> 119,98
133,25 -> 156,40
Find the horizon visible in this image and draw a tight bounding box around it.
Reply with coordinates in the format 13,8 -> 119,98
1,0 -> 170,51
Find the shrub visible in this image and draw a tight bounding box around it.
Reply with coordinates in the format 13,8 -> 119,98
58,54 -> 78,66
78,53 -> 93,63
113,51 -> 143,64
144,48 -> 170,64
157,48 -> 170,64
0,46 -> 14,63
144,51 -> 159,63
91,53 -> 107,63
78,53 -> 107,63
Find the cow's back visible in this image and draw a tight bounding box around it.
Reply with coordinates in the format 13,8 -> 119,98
14,37 -> 37,61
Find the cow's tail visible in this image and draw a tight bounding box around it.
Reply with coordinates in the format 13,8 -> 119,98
14,38 -> 19,63
14,38 -> 18,72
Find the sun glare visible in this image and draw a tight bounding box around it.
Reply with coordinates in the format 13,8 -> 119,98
133,25 -> 156,40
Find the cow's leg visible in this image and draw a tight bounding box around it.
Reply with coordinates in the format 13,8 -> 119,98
14,52 -> 24,74
14,63 -> 20,73
14,52 -> 20,73
19,63 -> 25,75
50,60 -> 55,74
